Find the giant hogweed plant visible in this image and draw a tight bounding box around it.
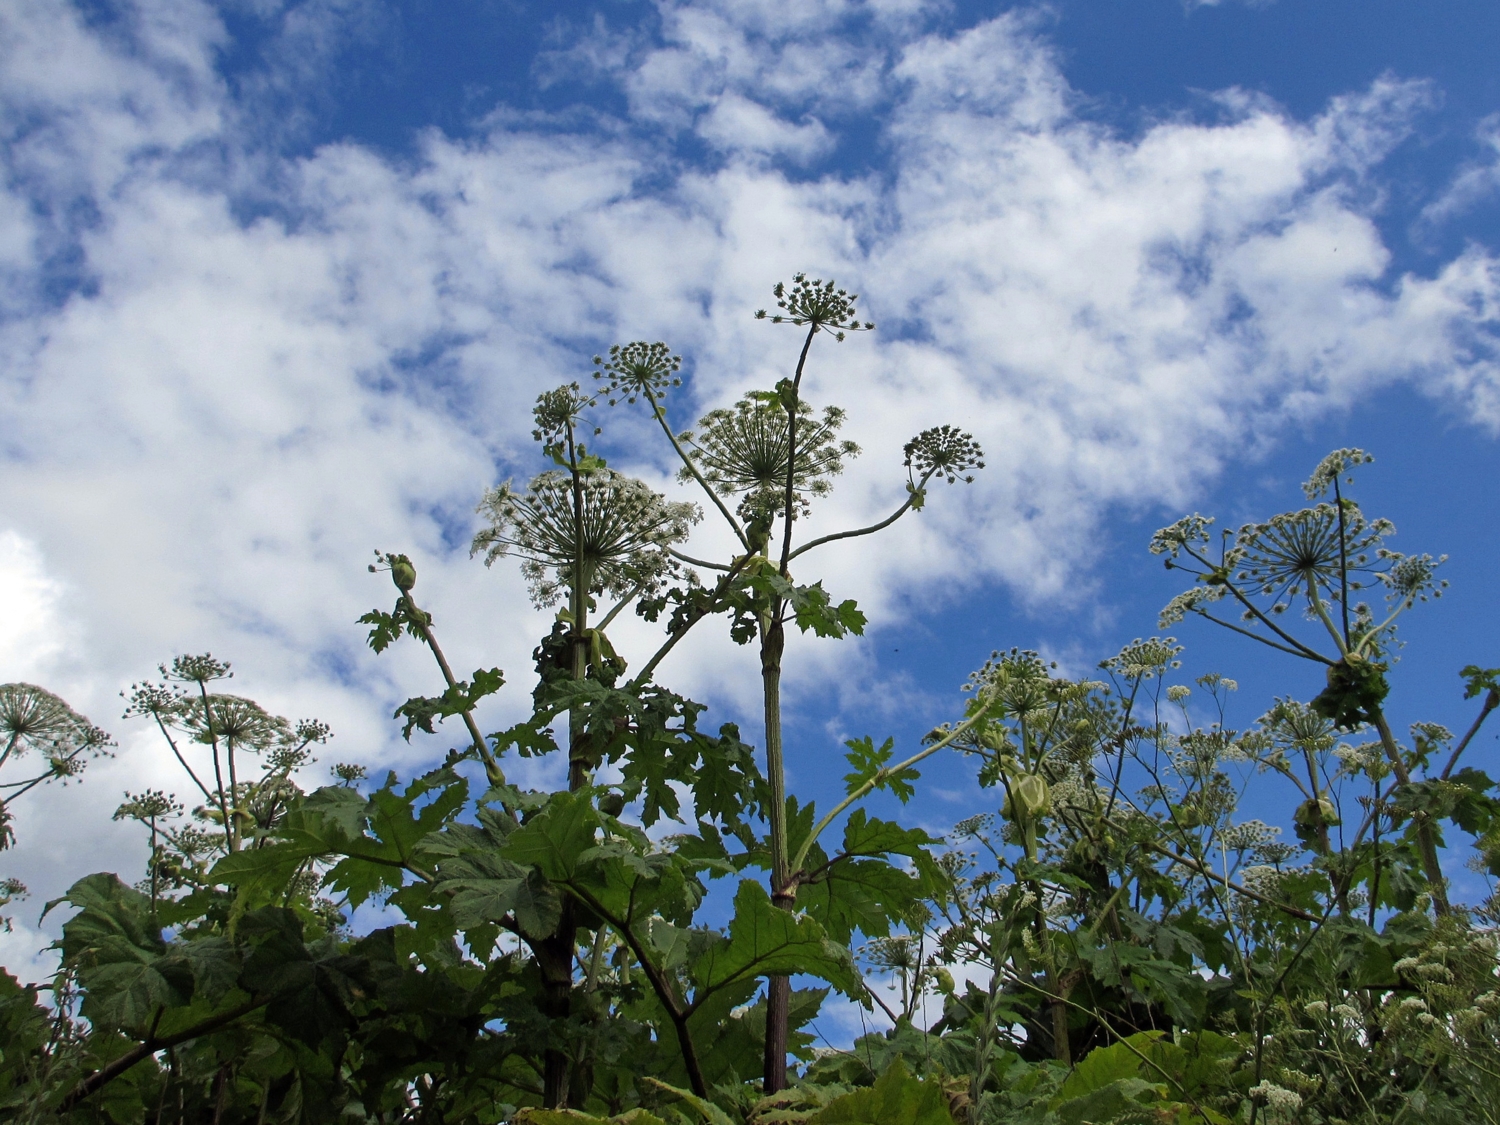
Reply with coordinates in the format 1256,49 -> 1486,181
260,343 -> 959,1115
1150,449 -> 1498,915
7,326 -> 1499,1125
595,274 -> 986,1091
0,683 -> 113,924
847,451 -> 1500,1125
5,277 -> 992,1122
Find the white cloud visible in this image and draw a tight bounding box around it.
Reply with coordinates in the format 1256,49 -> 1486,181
697,94 -> 834,163
1420,113 -> 1500,232
1,0 -> 1499,967
0,531 -> 69,682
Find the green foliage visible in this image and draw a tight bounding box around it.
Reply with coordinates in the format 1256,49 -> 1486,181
842,737 -> 920,803
1311,656 -> 1390,730
809,1059 -> 955,1125
394,666 -> 506,739
8,277 -> 1499,1125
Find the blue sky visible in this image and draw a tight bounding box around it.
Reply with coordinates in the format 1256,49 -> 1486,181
2,0 -> 1499,1001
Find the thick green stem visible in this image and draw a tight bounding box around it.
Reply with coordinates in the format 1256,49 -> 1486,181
538,420 -> 595,1109
763,324 -> 820,1094
1371,709 -> 1450,915
1306,582 -> 1350,659
760,614 -> 792,1092
1018,814 -> 1069,1065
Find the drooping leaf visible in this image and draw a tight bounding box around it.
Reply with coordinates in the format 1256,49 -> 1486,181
691,881 -> 859,1002
503,789 -> 601,881
809,1059 -> 955,1125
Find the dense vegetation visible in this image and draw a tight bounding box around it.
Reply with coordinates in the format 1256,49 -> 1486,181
2,276 -> 1499,1125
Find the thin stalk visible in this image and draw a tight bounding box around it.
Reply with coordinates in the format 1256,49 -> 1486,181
151,715 -> 214,804
790,704 -> 991,874
1190,612 -> 1331,663
644,389 -> 750,551
1137,838 -> 1321,922
668,548 -> 731,572
595,582 -> 645,633
225,733 -> 240,852
786,469 -> 935,562
197,682 -> 233,853
564,883 -> 710,1097
400,590 -> 504,787
0,771 -> 61,800
148,814 -> 160,930
1346,601 -> 1409,658
1441,687 -> 1499,779
627,554 -> 752,690
1333,476 -> 1352,647
59,996 -> 271,1111
777,324 -> 819,576
1179,545 -> 1333,661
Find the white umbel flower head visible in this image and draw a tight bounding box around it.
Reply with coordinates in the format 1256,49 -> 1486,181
473,470 -> 699,608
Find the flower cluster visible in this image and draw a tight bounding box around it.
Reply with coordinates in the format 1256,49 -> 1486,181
0,683 -> 114,778
1303,447 -> 1374,499
1249,1080 -> 1303,1114
1257,699 -> 1338,756
678,396 -> 858,525
531,383 -> 597,448
1219,819 -> 1282,852
1148,513 -> 1217,558
473,470 -> 700,607
754,273 -> 873,339
1333,739 -> 1384,777
1099,637 -> 1183,680
1158,585 -> 1226,627
593,341 -> 682,405
1233,503 -> 1391,612
903,425 -> 984,485
113,789 -> 182,824
1379,549 -> 1449,606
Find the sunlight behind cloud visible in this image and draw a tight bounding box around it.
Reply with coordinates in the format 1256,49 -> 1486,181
0,531 -> 67,682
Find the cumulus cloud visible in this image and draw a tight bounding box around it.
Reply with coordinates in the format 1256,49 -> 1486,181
2,0 -> 1499,976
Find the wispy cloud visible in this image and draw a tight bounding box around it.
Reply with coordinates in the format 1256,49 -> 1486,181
1420,114 -> 1500,231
